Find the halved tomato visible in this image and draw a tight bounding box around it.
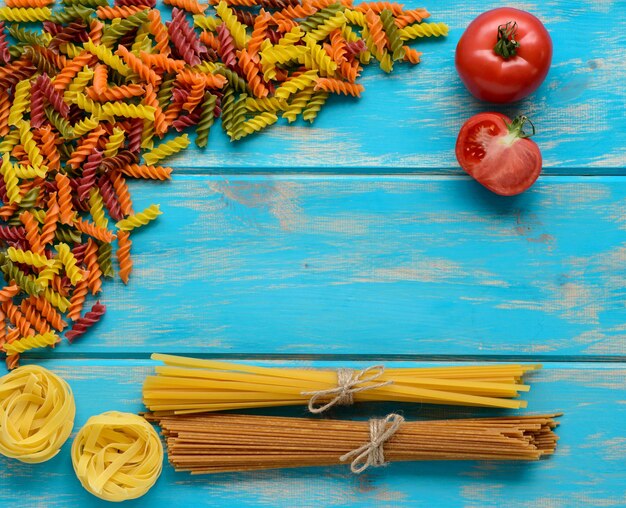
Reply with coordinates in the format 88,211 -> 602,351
455,112 -> 542,196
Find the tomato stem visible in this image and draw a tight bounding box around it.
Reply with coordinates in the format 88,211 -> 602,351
494,21 -> 520,59
508,115 -> 535,139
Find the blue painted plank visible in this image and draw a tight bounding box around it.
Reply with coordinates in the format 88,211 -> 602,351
140,0 -> 626,172
0,360 -> 624,507
21,175 -> 626,359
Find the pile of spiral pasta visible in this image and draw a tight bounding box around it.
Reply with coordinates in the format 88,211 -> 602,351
0,364 -> 75,463
0,0 -> 447,368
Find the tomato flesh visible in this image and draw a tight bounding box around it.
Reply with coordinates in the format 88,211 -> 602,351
456,113 -> 542,196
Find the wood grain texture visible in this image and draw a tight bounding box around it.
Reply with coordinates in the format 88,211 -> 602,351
2,0 -> 626,505
0,360 -> 624,508
19,175 -> 626,358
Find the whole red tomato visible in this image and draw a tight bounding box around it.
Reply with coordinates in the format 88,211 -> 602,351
456,112 -> 542,196
455,8 -> 552,103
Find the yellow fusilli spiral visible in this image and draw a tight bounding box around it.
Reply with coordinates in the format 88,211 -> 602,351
72,116 -> 100,138
18,120 -> 44,168
104,127 -> 126,157
116,204 -> 162,232
344,9 -> 366,26
277,26 -> 304,46
301,37 -> 337,76
0,365 -> 75,463
6,247 -> 52,268
0,130 -> 20,153
0,7 -> 51,21
275,70 -> 318,100
1,155 -> 22,204
71,411 -> 163,502
234,112 -> 278,140
88,188 -> 108,229
101,102 -> 156,120
42,287 -> 70,313
215,1 -> 247,49
63,67 -> 95,102
193,14 -> 222,31
3,331 -> 59,355
8,80 -> 30,127
84,39 -> 132,76
260,45 -> 307,81
399,22 -> 449,40
55,242 -> 83,285
307,12 -> 346,42
13,161 -> 47,178
245,97 -> 287,112
282,86 -> 315,123
36,259 -> 63,287
142,134 -> 189,165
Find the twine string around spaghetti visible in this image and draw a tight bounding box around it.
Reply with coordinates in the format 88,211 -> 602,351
301,365 -> 394,414
340,413 -> 406,474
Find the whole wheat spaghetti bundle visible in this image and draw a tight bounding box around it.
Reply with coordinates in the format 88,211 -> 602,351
149,413 -> 560,475
143,354 -> 541,415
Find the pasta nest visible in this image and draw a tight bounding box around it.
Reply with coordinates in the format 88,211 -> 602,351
71,411 -> 163,502
0,365 -> 76,463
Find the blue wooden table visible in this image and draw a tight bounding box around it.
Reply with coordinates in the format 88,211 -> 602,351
2,1 -> 626,506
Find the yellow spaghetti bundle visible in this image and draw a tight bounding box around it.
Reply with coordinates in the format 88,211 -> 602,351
0,365 -> 75,463
143,354 -> 541,415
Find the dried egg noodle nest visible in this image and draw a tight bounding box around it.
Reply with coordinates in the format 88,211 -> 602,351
0,365 -> 75,463
71,411 -> 163,502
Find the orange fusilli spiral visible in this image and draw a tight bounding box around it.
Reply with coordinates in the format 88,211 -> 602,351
116,230 -> 132,284
92,64 -> 108,94
20,211 -> 43,254
116,46 -> 159,86
73,218 -> 116,243
0,285 -> 20,303
365,9 -> 388,56
55,173 -> 75,225
329,29 -> 347,65
140,53 -> 185,73
110,171 -> 134,216
89,19 -> 104,46
67,279 -> 88,321
19,300 -> 50,335
339,59 -> 361,82
2,301 -> 34,338
163,0 -> 207,14
238,49 -> 269,98
314,78 -> 364,96
84,239 -> 102,295
143,85 -> 167,136
147,10 -> 170,55
40,192 -> 59,246
395,8 -> 429,28
355,1 -> 402,14
37,125 -> 61,171
96,4 -> 150,19
121,164 -> 172,180
67,127 -> 105,169
53,52 -> 92,92
0,90 -> 10,137
85,84 -> 145,102
5,0 -> 53,6
248,10 -> 271,57
199,31 -> 221,51
4,328 -> 20,370
28,295 -> 66,331
182,78 -> 205,112
403,46 -> 421,64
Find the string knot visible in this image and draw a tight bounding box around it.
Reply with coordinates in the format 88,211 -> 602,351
340,413 -> 405,474
301,365 -> 393,414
